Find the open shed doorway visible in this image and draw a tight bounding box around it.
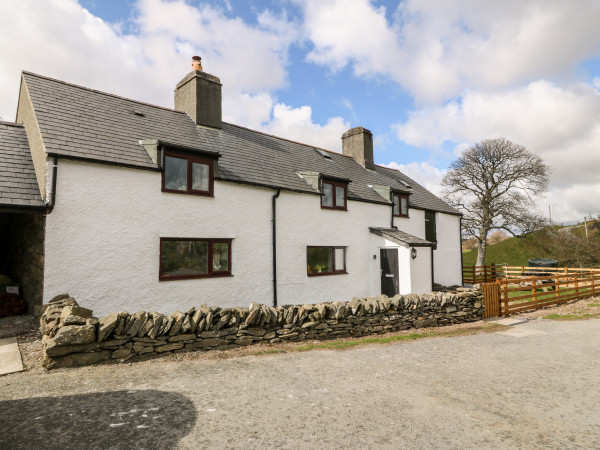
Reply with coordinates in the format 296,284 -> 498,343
0,212 -> 45,317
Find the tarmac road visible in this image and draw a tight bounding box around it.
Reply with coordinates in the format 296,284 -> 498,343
1,318 -> 599,449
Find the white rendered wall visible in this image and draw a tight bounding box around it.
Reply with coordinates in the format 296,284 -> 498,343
393,208 -> 425,239
396,246 -> 413,294
44,160 -> 453,316
410,246 -> 433,294
44,160 -> 274,316
275,191 -> 390,305
433,213 -> 463,286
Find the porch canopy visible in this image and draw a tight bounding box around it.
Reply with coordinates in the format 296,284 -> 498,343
369,227 -> 434,247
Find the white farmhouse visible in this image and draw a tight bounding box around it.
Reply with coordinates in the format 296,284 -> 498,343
0,58 -> 462,317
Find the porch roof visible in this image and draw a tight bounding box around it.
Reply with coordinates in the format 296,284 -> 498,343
0,122 -> 45,211
369,227 -> 434,247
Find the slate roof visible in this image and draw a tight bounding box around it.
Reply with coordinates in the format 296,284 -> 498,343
21,71 -> 459,213
0,121 -> 45,209
369,227 -> 434,247
375,165 -> 460,215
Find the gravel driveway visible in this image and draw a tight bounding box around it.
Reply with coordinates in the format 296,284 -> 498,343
1,318 -> 599,449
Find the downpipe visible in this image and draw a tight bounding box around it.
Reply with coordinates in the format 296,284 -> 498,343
272,189 -> 281,307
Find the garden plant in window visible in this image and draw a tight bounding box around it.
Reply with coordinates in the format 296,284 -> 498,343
307,246 -> 346,275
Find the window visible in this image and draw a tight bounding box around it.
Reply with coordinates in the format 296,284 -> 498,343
160,238 -> 231,280
307,246 -> 347,276
321,179 -> 347,210
162,151 -> 214,196
393,194 -> 409,217
425,211 -> 437,247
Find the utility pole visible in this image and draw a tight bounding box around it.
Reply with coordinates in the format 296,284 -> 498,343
584,216 -> 589,242
548,205 -> 552,225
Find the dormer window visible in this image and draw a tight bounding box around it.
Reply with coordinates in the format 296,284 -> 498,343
321,179 -> 347,210
393,193 -> 409,217
162,151 -> 214,196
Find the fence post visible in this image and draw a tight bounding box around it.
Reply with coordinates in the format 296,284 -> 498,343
555,275 -> 560,302
591,274 -> 596,296
502,280 -> 509,316
532,279 -> 537,309
491,263 -> 496,282
575,274 -> 579,301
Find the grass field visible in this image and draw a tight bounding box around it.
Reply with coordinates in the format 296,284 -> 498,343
462,235 -> 534,267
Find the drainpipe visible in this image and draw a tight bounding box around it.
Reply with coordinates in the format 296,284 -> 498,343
390,194 -> 397,230
272,189 -> 281,307
459,216 -> 464,286
430,246 -> 435,291
45,156 -> 58,209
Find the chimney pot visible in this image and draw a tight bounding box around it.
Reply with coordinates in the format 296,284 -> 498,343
342,127 -> 375,169
191,56 -> 203,72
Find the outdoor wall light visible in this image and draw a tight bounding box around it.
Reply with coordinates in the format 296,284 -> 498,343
411,248 -> 417,259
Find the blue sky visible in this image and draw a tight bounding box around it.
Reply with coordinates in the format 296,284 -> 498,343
2,0 -> 600,222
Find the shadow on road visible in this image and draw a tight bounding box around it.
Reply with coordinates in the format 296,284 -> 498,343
0,390 -> 196,449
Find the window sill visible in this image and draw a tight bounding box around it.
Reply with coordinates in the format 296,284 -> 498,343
393,214 -> 409,218
161,188 -> 214,197
307,271 -> 348,277
159,273 -> 233,282
321,206 -> 347,211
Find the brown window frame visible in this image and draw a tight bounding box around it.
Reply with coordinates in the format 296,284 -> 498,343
162,150 -> 214,197
159,237 -> 232,281
306,246 -> 347,277
321,179 -> 348,211
424,211 -> 437,249
393,193 -> 409,218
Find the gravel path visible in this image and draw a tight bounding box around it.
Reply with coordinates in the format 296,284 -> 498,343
1,318 -> 599,449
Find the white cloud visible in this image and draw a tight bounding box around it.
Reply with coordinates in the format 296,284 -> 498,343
263,103 -> 349,150
394,80 -> 600,184
0,0 -> 343,150
297,0 -> 600,103
393,80 -> 600,221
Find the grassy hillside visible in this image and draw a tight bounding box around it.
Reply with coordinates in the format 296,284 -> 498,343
462,236 -> 535,267
570,224 -> 600,242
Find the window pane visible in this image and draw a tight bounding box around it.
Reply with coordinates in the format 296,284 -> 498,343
425,211 -> 436,242
335,186 -> 345,207
307,247 -> 333,273
322,183 -> 333,207
334,248 -> 345,271
393,196 -> 400,215
401,197 -> 408,215
161,240 -> 208,277
212,242 -> 229,272
165,156 -> 188,191
192,162 -> 210,192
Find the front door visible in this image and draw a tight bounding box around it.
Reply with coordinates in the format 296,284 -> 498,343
380,248 -> 399,297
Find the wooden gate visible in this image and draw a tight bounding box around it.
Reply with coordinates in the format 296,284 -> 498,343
481,282 -> 500,318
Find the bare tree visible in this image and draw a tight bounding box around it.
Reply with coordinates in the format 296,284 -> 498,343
442,138 -> 550,266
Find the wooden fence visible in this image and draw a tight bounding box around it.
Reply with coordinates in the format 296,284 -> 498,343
480,270 -> 600,317
463,264 -> 600,284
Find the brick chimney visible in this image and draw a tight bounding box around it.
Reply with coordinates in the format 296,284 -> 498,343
342,127 -> 375,170
174,56 -> 222,129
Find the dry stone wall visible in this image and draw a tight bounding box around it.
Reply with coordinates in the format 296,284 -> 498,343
41,290 -> 484,369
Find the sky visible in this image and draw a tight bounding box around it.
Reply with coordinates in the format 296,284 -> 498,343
1,0 -> 600,223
